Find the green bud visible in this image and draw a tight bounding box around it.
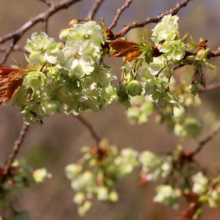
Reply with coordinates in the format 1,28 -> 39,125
196,48 -> 210,61
65,164 -> 82,179
119,94 -> 129,102
97,187 -> 108,201
127,80 -> 143,96
190,83 -> 198,96
59,28 -> 70,41
193,71 -> 201,84
108,191 -> 119,202
78,200 -> 92,216
69,19 -> 80,27
181,31 -> 189,42
124,72 -> 133,84
33,168 -> 48,183
73,192 -> 86,205
47,67 -> 60,79
116,82 -> 127,97
205,61 -> 216,70
200,74 -> 206,88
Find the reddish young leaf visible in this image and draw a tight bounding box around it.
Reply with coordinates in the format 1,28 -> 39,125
110,41 -> 140,51
112,47 -> 140,57
124,51 -> 142,63
0,65 -> 30,105
181,203 -> 201,219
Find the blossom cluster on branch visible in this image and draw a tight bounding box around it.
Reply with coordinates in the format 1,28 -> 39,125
0,10 -> 220,220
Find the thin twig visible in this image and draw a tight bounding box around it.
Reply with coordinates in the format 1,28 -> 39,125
192,124 -> 220,156
0,38 -> 19,65
108,0 -> 132,30
112,0 -> 192,39
173,47 -> 220,71
71,115 -> 101,147
86,0 -> 104,20
0,45 -> 27,53
38,0 -> 52,6
0,0 -> 82,45
3,122 -> 29,176
42,19 -> 49,33
199,83 -> 220,93
207,47 -> 220,59
0,0 -> 82,64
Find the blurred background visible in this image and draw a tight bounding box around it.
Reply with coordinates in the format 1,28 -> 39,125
0,0 -> 220,219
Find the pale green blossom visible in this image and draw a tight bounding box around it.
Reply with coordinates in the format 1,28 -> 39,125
139,151 -> 172,180
59,43 -> 95,77
149,56 -> 170,77
153,185 -> 181,209
67,21 -> 104,51
25,32 -> 59,64
159,40 -> 186,61
192,172 -> 209,195
152,15 -> 179,45
33,168 -> 50,183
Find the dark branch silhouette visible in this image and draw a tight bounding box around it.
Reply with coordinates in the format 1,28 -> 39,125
192,123 -> 220,156
112,0 -> 192,39
72,115 -> 101,147
0,0 -> 82,64
3,122 -> 29,176
86,0 -> 104,20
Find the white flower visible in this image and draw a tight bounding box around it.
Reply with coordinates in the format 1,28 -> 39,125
60,43 -> 95,77
149,56 -> 170,77
33,168 -> 50,183
139,151 -> 172,181
25,32 -> 59,64
151,15 -> 179,45
192,172 -> 209,195
153,185 -> 181,209
159,40 -> 186,61
68,21 -> 104,51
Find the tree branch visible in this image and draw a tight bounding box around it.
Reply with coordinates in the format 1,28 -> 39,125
42,19 -> 49,33
0,37 -> 19,65
0,0 -> 82,64
199,83 -> 220,93
108,0 -> 133,30
3,122 -> 29,176
192,123 -> 220,156
38,0 -> 52,7
0,0 -> 82,45
86,0 -> 104,20
207,47 -> 220,59
71,115 -> 101,147
112,0 -> 192,39
0,45 -> 27,53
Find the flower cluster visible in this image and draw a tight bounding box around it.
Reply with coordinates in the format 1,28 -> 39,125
139,151 -> 172,181
2,14 -> 214,126
0,161 -> 49,220
65,139 -> 139,216
153,185 -> 181,209
8,21 -> 117,125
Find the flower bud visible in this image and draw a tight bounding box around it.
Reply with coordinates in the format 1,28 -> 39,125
127,80 -> 143,96
69,19 -> 80,27
124,72 -> 133,84
59,29 -> 70,41
190,83 -> 198,96
116,82 -> 127,97
193,70 -> 201,84
33,168 -> 49,183
200,74 -> 206,88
